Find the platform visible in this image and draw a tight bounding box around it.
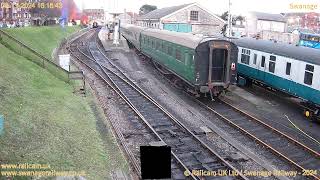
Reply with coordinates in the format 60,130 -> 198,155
98,27 -> 130,52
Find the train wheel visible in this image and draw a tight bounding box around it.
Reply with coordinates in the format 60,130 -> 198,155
246,78 -> 253,87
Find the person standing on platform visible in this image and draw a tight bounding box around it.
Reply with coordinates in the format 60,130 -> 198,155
106,24 -> 110,40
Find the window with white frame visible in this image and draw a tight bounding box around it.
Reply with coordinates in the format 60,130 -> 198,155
261,56 -> 265,67
269,55 -> 276,73
240,48 -> 250,65
286,62 -> 291,75
190,11 -> 199,21
253,54 -> 257,65
304,64 -> 314,85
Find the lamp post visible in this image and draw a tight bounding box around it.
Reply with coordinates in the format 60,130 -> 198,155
227,0 -> 232,37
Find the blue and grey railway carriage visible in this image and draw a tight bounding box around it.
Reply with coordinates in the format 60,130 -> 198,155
233,38 -> 320,120
121,24 -> 238,97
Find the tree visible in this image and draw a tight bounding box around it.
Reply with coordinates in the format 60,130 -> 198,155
220,11 -> 229,35
221,24 -> 227,36
220,12 -> 245,35
220,11 -> 229,21
139,4 -> 157,15
234,15 -> 244,25
236,16 -> 244,21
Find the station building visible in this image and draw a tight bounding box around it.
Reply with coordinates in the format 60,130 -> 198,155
118,11 -> 138,24
244,11 -> 287,37
136,2 -> 225,35
83,9 -> 105,24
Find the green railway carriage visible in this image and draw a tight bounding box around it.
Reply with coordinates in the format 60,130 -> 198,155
121,25 -> 146,50
121,24 -> 238,96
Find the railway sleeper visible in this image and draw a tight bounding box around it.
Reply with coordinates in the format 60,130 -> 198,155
264,137 -> 282,144
254,130 -> 274,139
299,158 -> 320,168
149,119 -> 173,127
239,124 -> 262,131
154,126 -> 179,132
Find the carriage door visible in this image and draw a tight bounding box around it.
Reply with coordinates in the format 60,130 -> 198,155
285,60 -> 293,93
258,55 -> 266,81
209,43 -> 230,85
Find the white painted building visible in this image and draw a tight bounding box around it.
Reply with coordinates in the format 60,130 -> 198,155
136,3 -> 225,35
245,12 -> 287,37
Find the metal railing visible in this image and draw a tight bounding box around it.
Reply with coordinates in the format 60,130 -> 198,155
0,28 -> 88,84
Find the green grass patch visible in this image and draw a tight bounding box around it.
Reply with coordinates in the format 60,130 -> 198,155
3,26 -> 80,59
0,43 -> 127,179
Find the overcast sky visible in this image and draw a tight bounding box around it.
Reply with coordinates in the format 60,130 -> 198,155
75,0 -> 320,15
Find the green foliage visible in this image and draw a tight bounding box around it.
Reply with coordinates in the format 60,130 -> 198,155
139,4 -> 157,15
4,26 -> 80,60
0,27 -> 128,179
220,12 -> 245,35
220,11 -> 229,21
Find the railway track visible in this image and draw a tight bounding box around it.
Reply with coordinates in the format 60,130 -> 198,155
196,97 -> 320,179
67,29 -> 248,179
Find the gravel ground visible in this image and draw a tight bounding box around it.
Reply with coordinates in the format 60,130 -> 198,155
70,56 -> 142,180
97,30 -> 310,180
68,40 -> 190,179
222,85 -> 320,153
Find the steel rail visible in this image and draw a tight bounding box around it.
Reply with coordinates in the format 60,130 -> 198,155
69,44 -> 142,177
220,99 -> 320,157
109,29 -> 319,179
68,31 -> 194,179
92,35 -> 249,180
197,98 -> 320,180
70,30 -> 248,180
67,29 -> 142,176
0,29 -> 65,71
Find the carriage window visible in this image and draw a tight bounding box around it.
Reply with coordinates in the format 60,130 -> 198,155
188,53 -> 193,65
269,55 -> 276,73
241,48 -> 250,64
286,62 -> 291,75
253,54 -> 257,64
168,46 -> 173,56
175,49 -> 182,61
304,64 -> 314,85
261,56 -> 265,67
306,64 -> 314,71
151,40 -> 154,48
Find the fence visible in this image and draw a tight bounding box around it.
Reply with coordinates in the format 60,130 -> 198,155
0,29 -> 70,82
0,28 -> 88,84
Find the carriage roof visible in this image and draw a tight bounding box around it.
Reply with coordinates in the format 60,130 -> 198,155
121,24 -> 227,49
233,38 -> 320,66
142,28 -> 228,49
